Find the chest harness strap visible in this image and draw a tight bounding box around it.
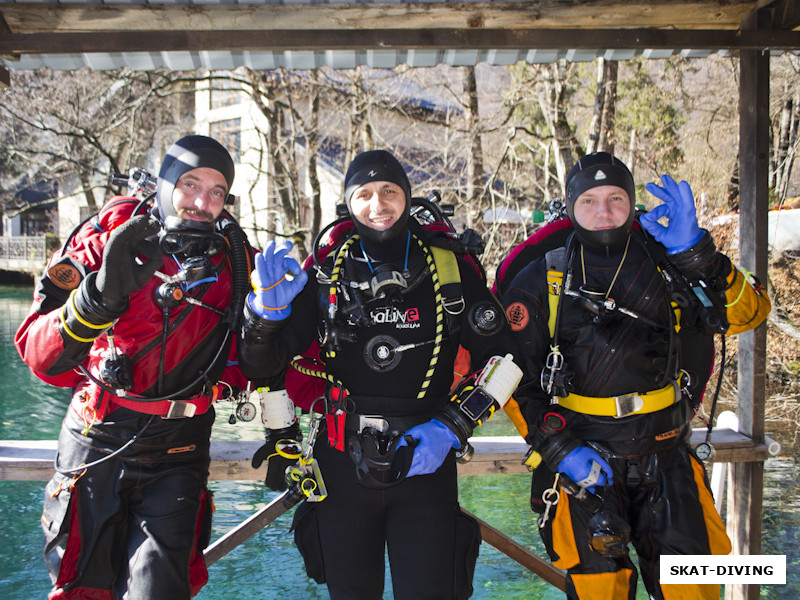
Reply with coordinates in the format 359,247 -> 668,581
543,234 -> 683,418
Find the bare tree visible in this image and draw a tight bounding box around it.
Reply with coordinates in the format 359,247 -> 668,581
0,68 -> 189,214
771,55 -> 800,203
586,57 -> 618,156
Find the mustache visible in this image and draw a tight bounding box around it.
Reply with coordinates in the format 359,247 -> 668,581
177,208 -> 215,222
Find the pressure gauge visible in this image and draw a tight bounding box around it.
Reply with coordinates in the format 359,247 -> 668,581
235,401 -> 257,422
695,442 -> 715,462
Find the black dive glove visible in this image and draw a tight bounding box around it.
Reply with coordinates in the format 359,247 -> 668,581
251,422 -> 303,492
95,215 -> 163,311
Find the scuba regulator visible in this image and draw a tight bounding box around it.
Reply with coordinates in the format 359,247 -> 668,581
94,162 -> 251,404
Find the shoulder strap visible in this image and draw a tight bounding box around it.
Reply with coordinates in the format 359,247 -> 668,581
429,245 -> 464,316
493,218 -> 573,296
544,247 -> 567,339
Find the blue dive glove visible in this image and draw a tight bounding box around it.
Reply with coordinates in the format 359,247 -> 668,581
640,174 -> 705,254
247,240 -> 308,321
398,419 -> 460,477
556,446 -> 614,493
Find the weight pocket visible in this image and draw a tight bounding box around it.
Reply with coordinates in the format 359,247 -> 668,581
291,501 -> 326,584
454,507 -> 481,600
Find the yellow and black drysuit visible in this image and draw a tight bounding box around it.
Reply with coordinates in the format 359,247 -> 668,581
497,216 -> 770,600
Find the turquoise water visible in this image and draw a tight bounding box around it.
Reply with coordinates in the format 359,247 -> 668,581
1,284 -> 797,599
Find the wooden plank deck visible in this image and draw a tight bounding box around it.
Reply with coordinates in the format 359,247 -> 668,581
0,428 -> 780,482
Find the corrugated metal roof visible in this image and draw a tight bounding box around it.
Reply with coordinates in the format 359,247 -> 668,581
9,48 -> 737,72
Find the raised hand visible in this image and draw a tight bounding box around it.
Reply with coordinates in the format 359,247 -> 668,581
640,174 -> 704,254
248,240 -> 308,321
96,215 -> 163,310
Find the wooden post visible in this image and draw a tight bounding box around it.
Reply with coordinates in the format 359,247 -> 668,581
729,35 -> 770,600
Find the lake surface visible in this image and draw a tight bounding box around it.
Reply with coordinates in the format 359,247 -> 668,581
1,284 -> 797,599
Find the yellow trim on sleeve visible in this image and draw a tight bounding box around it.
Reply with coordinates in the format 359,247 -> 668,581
59,304 -> 100,343
69,289 -> 113,329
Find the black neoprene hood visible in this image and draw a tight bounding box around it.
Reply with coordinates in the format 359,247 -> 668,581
343,150 -> 412,245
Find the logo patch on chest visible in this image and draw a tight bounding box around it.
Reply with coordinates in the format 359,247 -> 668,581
369,306 -> 421,329
506,302 -> 530,331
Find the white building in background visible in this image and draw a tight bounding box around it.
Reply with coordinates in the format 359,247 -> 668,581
45,75 -> 341,254
194,75 -> 340,252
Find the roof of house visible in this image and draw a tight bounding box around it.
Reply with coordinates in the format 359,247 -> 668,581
2,1 -> 799,74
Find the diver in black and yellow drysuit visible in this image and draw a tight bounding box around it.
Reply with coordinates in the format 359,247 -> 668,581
238,149 -> 520,599
496,152 -> 771,600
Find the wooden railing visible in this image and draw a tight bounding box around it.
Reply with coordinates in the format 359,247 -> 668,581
0,430 -> 777,483
0,429 -> 779,593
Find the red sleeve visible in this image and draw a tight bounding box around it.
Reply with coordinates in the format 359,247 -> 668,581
14,199 -> 134,385
15,305 -> 84,388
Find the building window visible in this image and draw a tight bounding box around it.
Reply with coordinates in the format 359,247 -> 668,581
210,79 -> 241,110
209,119 -> 241,163
20,211 -> 53,236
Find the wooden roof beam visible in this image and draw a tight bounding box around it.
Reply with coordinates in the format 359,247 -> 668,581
2,28 -> 800,58
757,0 -> 800,30
0,2 -> 760,34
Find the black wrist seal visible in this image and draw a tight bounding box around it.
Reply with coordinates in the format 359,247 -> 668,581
435,404 -> 474,448
265,421 -> 302,443
668,231 -> 716,274
73,272 -> 128,324
537,430 -> 582,471
242,300 -> 287,343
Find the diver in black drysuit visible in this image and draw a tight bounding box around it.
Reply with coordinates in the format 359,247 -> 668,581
239,150 -> 517,599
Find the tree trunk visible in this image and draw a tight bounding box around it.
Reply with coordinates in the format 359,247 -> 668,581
627,129 -> 637,180
773,90 -> 799,202
586,57 -> 607,155
304,83 -> 322,261
464,66 -> 483,229
599,61 -> 618,155
80,171 -> 98,213
544,61 -> 579,190
727,150 -> 740,211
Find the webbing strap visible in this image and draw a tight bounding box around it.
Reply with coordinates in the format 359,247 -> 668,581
556,381 -> 680,418
430,245 -> 463,313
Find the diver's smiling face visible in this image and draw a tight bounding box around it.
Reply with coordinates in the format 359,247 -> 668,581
349,181 -> 406,233
172,167 -> 228,223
